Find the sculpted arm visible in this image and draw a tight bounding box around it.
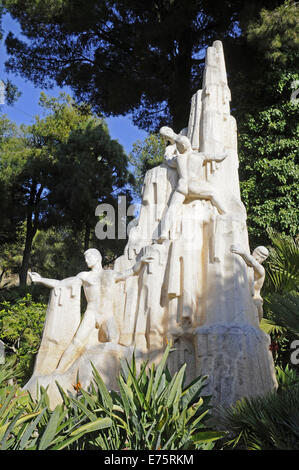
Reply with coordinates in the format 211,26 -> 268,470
163,144 -> 178,169
29,272 -> 83,288
115,258 -> 150,282
203,152 -> 228,163
29,272 -> 60,289
230,245 -> 264,278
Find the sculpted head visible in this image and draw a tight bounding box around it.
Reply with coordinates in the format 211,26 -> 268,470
176,135 -> 191,154
159,126 -> 177,144
84,248 -> 102,270
252,246 -> 269,264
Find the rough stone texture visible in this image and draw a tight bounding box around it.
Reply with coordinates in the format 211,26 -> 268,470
25,343 -> 133,408
195,324 -> 276,406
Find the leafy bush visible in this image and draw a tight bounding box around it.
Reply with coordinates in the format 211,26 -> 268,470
0,294 -> 46,380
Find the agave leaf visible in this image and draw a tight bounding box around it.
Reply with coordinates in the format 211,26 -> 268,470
185,397 -> 204,423
117,375 -> 137,420
0,387 -> 18,420
152,343 -> 171,398
19,409 -> 47,450
70,417 -> 112,437
52,433 -> 84,450
126,364 -> 148,410
192,430 -> 226,444
145,364 -> 155,404
0,410 -> 24,450
90,362 -> 113,411
38,405 -> 64,450
0,410 -> 42,444
181,375 -> 208,408
166,364 -> 186,409
68,396 -> 98,422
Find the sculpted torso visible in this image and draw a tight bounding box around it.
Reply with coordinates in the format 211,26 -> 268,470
77,271 -> 102,311
253,266 -> 265,301
187,152 -> 206,193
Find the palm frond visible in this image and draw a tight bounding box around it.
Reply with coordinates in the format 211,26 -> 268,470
218,384 -> 299,450
265,294 -> 299,337
265,230 -> 299,294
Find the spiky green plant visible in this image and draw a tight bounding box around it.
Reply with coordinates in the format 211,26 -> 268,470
260,232 -> 299,368
0,345 -> 225,450
110,344 -> 226,450
218,383 -> 299,450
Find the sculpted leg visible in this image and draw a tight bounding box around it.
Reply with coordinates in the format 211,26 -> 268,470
158,191 -> 186,242
188,180 -> 226,215
254,298 -> 264,323
176,154 -> 189,195
208,191 -> 226,214
105,315 -> 120,343
56,309 -> 96,373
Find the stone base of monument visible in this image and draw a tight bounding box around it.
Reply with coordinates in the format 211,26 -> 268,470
23,343 -> 133,408
194,323 -> 278,407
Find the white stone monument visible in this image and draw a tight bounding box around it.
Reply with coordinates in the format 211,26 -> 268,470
24,41 -> 277,408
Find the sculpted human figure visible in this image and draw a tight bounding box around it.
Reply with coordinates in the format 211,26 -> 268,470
117,245 -> 166,353
231,244 -> 269,322
29,248 -> 120,373
158,126 -> 228,241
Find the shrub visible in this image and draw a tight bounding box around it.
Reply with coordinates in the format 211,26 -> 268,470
0,345 -> 225,450
0,294 -> 46,381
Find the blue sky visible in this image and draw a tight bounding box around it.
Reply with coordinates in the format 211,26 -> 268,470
0,13 -> 147,154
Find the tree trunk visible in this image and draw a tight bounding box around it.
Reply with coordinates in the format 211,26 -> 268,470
84,223 -> 91,251
19,220 -> 36,286
169,28 -> 193,132
19,182 -> 42,286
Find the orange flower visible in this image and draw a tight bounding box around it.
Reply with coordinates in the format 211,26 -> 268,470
73,381 -> 81,392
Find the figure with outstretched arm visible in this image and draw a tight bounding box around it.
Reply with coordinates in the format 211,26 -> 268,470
231,244 -> 269,322
157,129 -> 228,242
30,248 -> 119,373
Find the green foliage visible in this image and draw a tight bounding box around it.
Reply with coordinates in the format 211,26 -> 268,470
218,383 -> 299,450
129,133 -> 165,196
275,363 -> 299,391
265,295 -> 299,339
0,294 -> 46,377
260,230 -> 299,369
0,93 -> 132,285
259,232 -> 299,369
238,90 -> 299,243
221,230 -> 299,450
264,231 -> 299,295
247,1 -> 299,66
112,345 -> 225,449
3,0 -> 280,132
0,346 -> 225,450
235,2 -> 299,245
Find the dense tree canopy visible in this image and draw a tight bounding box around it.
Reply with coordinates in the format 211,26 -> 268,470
234,1 -> 299,244
0,93 -> 132,285
3,0 -> 284,132
0,0 -> 297,264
